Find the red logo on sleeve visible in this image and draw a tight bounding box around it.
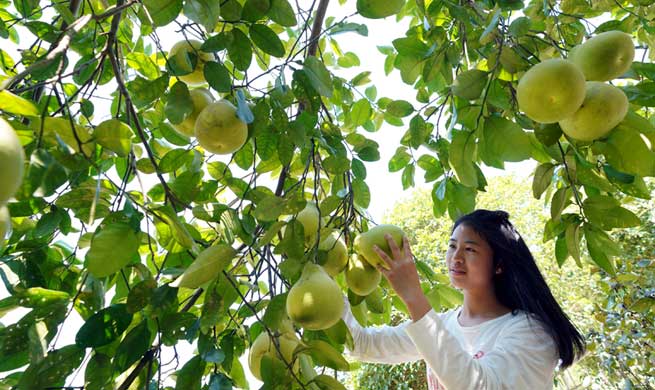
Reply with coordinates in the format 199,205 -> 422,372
473,350 -> 485,359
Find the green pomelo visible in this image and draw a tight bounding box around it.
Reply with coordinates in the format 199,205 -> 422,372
559,82 -> 629,142
169,40 -> 213,86
318,233 -> 348,276
248,331 -> 299,381
195,100 -> 248,155
517,59 -> 586,123
345,255 -> 381,296
569,31 -> 635,81
353,224 -> 405,269
286,263 -> 344,330
172,88 -> 214,137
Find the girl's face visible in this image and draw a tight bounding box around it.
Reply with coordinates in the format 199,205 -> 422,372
446,224 -> 496,291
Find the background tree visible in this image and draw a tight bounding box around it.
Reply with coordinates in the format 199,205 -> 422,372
0,0 -> 653,389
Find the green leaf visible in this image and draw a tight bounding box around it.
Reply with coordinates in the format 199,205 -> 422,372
127,279 -> 157,314
583,195 -> 641,230
126,52 -> 160,79
209,373 -> 233,390
451,69 -> 488,100
75,304 -> 133,348
0,90 -> 39,116
338,52 -> 360,68
584,225 -> 617,275
127,75 -> 169,108
351,99 -> 372,127
173,244 -> 237,288
242,0 -> 270,21
313,374 -> 348,390
565,221 -> 582,265
509,16 -> 531,37
534,123 -> 563,147
448,130 -> 478,188
250,24 -> 285,57
183,0 -> 220,32
417,154 -> 443,182
532,163 -> 555,199
159,149 -> 194,173
93,119 -> 133,157
114,320 -> 153,373
388,147 -> 411,172
352,178 -> 370,208
85,223 -> 140,278
401,163 -> 415,189
175,355 -> 206,390
392,36 -> 430,58
481,116 -> 532,165
143,0 -> 183,27
304,56 -> 333,98
203,59 -> 229,94
166,81 -> 194,125
595,125 -> 655,177
323,155 -> 351,175
253,195 -> 287,222
16,345 -> 85,389
268,0 -> 296,26
305,339 -> 349,371
84,354 -> 112,389
386,99 -> 414,117
555,235 -> 568,267
227,29 -> 253,71
550,187 -> 570,221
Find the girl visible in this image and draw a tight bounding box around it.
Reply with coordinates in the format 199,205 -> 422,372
342,209 -> 586,389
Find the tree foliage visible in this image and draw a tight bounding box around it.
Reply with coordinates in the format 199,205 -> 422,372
0,0 -> 653,389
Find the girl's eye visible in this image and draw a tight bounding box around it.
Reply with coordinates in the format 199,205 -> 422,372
466,248 -> 476,252
448,244 -> 456,249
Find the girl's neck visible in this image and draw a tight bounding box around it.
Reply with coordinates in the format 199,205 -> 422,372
460,290 -> 510,320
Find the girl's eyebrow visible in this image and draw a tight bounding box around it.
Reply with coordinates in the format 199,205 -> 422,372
449,238 -> 480,246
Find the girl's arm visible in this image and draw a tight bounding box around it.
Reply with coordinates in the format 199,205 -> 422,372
341,297 -> 423,364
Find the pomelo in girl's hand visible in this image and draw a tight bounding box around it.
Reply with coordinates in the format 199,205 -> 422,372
0,118 -> 25,204
286,263 -> 344,330
517,59 -> 586,124
353,224 -> 405,269
568,31 -> 635,81
345,254 -> 381,296
0,205 -> 10,247
559,82 -> 629,142
195,99 -> 248,155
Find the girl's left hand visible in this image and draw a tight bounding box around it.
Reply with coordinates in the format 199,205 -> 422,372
373,235 -> 431,321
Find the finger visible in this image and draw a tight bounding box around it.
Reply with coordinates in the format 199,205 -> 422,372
385,234 -> 401,260
402,235 -> 414,261
373,245 -> 393,270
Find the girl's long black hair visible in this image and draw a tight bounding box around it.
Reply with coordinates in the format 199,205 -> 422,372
453,209 -> 585,368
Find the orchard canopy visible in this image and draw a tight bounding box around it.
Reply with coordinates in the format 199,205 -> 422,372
0,0 -> 654,389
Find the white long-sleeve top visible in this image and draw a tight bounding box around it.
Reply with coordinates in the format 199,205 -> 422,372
343,302 -> 559,390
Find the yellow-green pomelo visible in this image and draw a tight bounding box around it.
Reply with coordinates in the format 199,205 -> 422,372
0,118 -> 25,204
0,205 -> 10,246
171,244 -> 236,288
171,88 -> 214,137
168,40 -> 213,85
569,31 -> 635,81
516,59 -> 586,123
353,224 -> 405,269
356,0 -> 405,19
559,82 -> 629,142
248,331 -> 300,381
195,100 -> 248,155
345,255 -> 381,296
318,233 -> 348,276
296,202 -> 321,247
286,263 -> 344,330
85,223 -> 140,278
